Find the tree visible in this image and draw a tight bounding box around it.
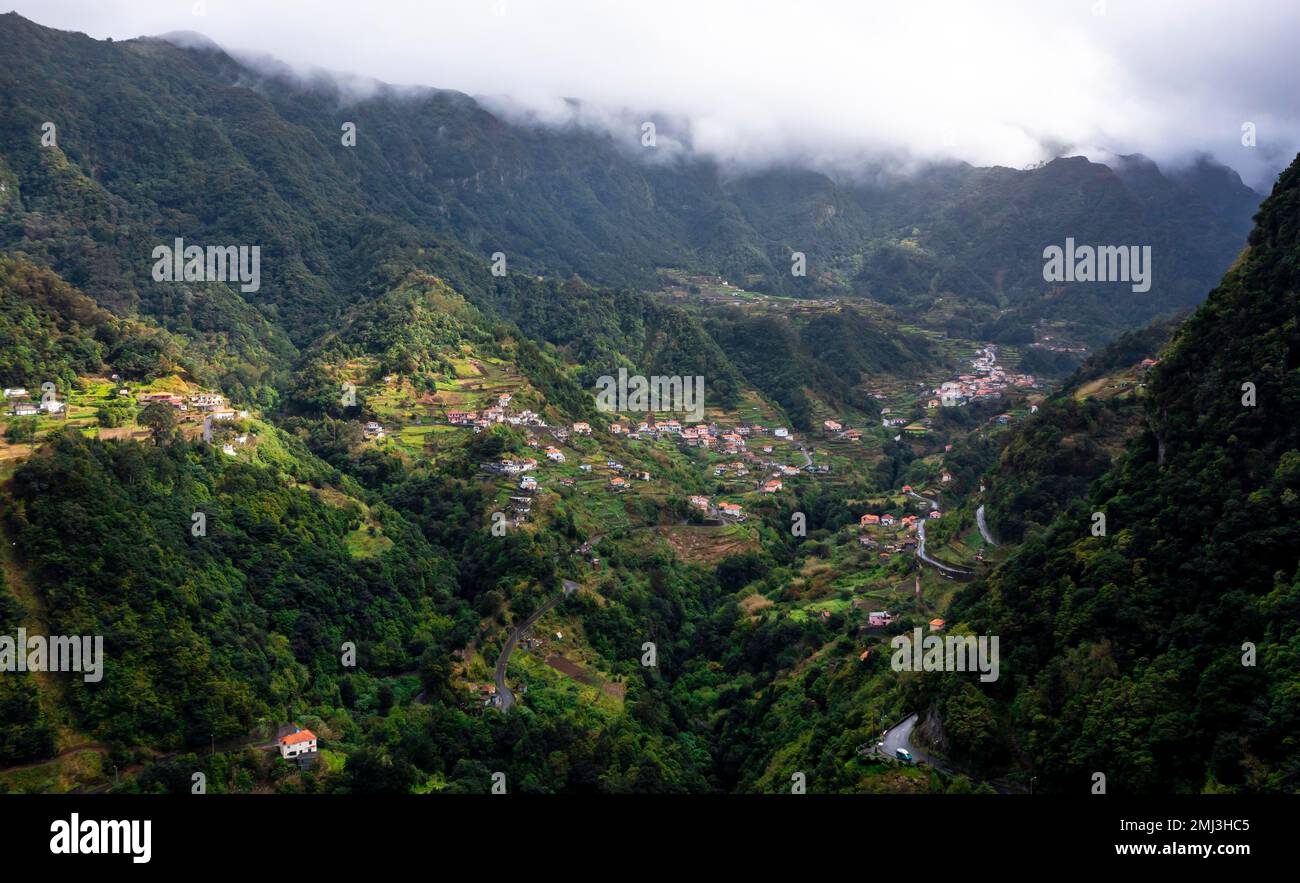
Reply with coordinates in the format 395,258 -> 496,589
3,418 -> 37,445
137,402 -> 177,445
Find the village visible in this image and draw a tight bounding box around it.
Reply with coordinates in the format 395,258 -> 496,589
929,345 -> 1037,410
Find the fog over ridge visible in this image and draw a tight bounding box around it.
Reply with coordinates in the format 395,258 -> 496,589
10,0 -> 1299,188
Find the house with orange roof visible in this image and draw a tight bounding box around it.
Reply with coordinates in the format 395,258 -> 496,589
278,728 -> 318,759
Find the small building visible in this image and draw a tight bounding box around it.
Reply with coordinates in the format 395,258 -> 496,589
868,611 -> 894,627
823,420 -> 842,432
762,479 -> 782,493
860,514 -> 880,525
941,471 -> 952,483
190,393 -> 225,410
572,422 -> 592,435
11,402 -> 39,417
3,387 -> 28,399
928,510 -> 942,519
929,618 -> 946,632
773,428 -> 789,438
142,393 -> 184,407
278,728 -> 318,759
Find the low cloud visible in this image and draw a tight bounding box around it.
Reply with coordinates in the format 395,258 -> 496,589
13,0 -> 1300,188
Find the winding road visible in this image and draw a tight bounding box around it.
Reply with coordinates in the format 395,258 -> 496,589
975,504 -> 997,547
492,579 -> 578,710
916,519 -> 976,577
880,713 -> 930,764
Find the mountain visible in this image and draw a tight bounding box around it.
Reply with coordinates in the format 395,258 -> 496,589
0,13 -> 1260,356
0,14 -> 1291,797
932,153 -> 1300,792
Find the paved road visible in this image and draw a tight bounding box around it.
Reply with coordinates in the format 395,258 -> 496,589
975,504 -> 997,546
906,489 -> 939,510
879,712 -> 1021,793
492,580 -> 577,710
880,713 -> 929,764
916,520 -> 976,577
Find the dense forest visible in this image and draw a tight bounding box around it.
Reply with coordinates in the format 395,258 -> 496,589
932,158 -> 1300,792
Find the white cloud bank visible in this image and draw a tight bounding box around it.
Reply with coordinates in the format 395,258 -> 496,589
10,0 -> 1299,188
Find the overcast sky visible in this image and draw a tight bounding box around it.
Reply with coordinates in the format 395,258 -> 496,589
10,0 -> 1300,189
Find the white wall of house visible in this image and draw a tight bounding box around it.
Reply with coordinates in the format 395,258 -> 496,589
280,738 -> 317,758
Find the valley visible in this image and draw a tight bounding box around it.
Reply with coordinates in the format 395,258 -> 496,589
0,11 -> 1294,805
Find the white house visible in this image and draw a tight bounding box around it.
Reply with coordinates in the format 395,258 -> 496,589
278,728 -> 318,759
189,393 -> 225,410
773,427 -> 789,438
3,388 -> 28,399
11,402 -> 39,417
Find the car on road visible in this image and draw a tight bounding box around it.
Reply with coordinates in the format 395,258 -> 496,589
895,748 -> 913,763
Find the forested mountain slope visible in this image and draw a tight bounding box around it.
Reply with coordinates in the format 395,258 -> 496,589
935,154 -> 1300,793
0,13 -> 1260,351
